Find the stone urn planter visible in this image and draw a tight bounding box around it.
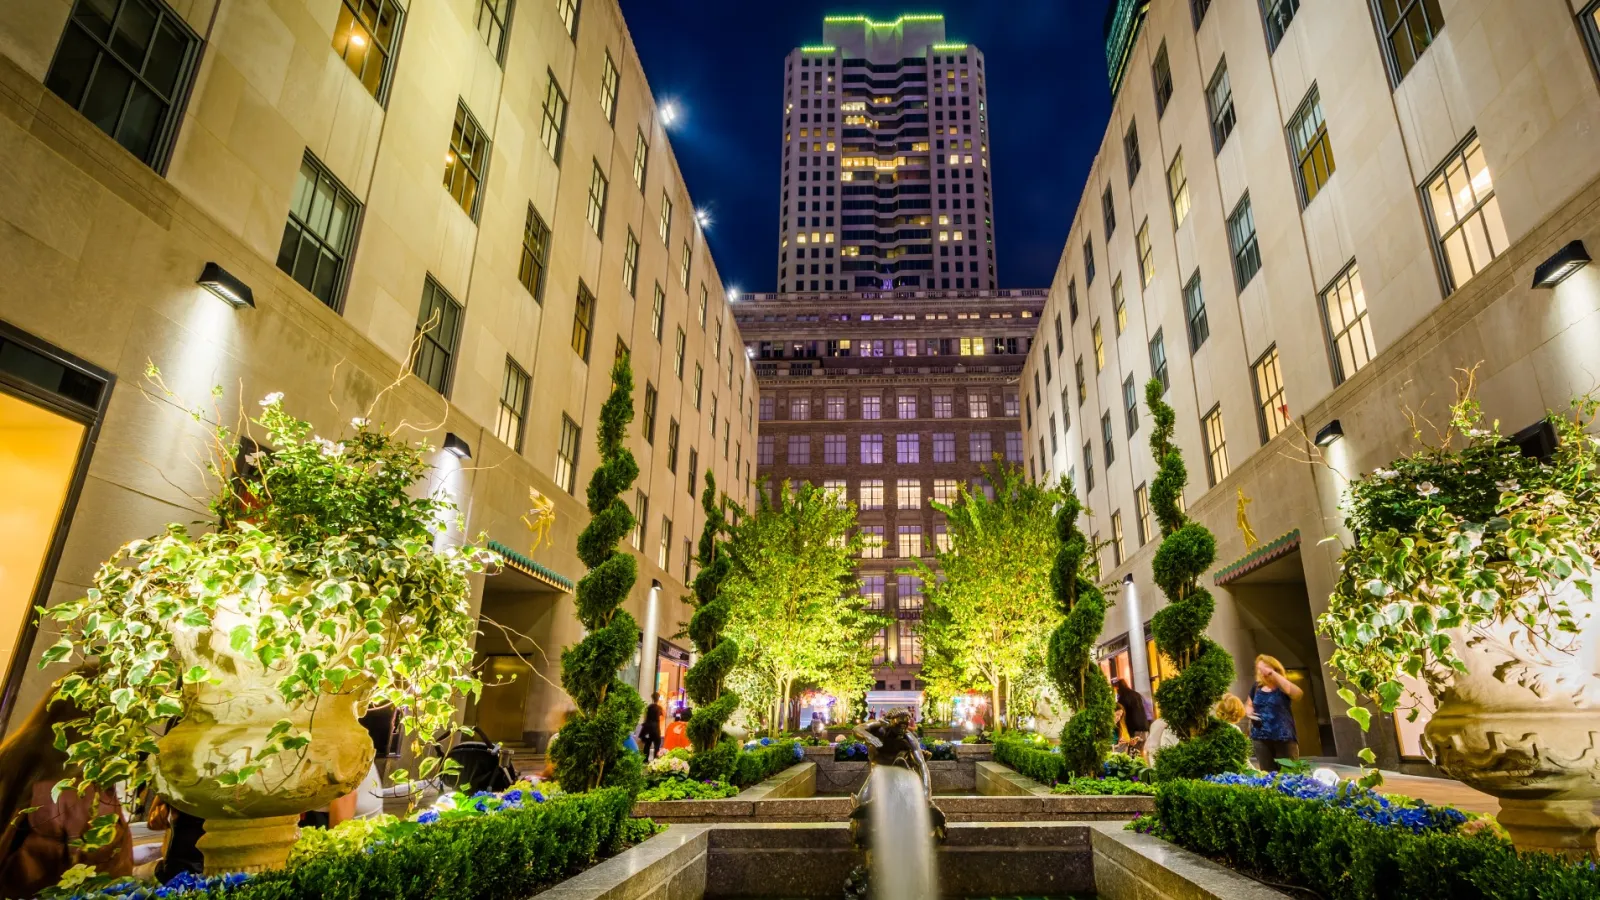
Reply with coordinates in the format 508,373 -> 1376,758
1422,581 -> 1600,856
150,604 -> 374,874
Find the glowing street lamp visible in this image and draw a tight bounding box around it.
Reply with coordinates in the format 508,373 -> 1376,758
660,101 -> 680,128
695,208 -> 712,229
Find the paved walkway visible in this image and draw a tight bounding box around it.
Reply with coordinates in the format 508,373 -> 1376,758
1321,763 -> 1499,815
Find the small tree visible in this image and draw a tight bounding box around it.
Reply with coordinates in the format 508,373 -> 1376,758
550,353 -> 646,792
1046,487 -> 1116,776
913,462 -> 1061,729
684,472 -> 738,758
724,480 -> 878,735
1144,380 -> 1249,780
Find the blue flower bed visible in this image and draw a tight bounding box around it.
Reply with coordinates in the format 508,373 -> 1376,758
1205,772 -> 1467,834
834,741 -> 870,761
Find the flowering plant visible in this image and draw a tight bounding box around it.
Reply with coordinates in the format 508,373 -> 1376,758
645,753 -> 692,781
834,741 -> 870,761
926,740 -> 958,761
37,376 -> 496,845
1205,773 -> 1468,834
636,777 -> 739,801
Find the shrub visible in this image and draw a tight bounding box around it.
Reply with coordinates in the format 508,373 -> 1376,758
1052,777 -> 1156,796
636,778 -> 739,801
730,739 -> 804,787
993,735 -> 1062,786
1101,752 -> 1153,784
1156,777 -> 1600,900
684,472 -> 740,752
926,740 -> 958,761
1045,489 -> 1115,778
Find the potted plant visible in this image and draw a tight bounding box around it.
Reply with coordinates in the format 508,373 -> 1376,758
38,381 -> 495,873
1320,385 -> 1600,856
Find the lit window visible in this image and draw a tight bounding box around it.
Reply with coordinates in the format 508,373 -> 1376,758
674,328 -> 686,378
1137,221 -> 1154,288
1111,511 -> 1126,566
897,525 -> 923,558
898,394 -> 918,418
278,153 -> 359,310
1202,406 -> 1229,487
444,101 -> 490,220
632,128 -> 649,189
557,0 -> 580,37
1135,483 -> 1152,546
1207,58 -> 1235,150
862,395 -> 882,419
495,357 -> 529,451
1227,195 -> 1262,290
333,0 -> 402,102
1253,345 -> 1289,443
1321,263 -> 1376,385
1424,134 -> 1507,293
600,50 -> 619,124
571,280 -> 595,359
968,431 -> 992,462
896,434 -> 921,464
630,491 -> 648,549
587,161 -> 608,235
521,205 -> 553,301
968,391 -> 990,418
555,415 -> 581,493
826,394 -> 846,419
860,480 -> 885,511
666,420 -> 680,472
1289,87 -> 1336,205
790,394 -> 811,420
897,479 -> 923,510
621,230 -> 639,298
1092,320 -> 1105,372
1167,150 -> 1191,227
680,239 -> 692,289
539,71 -> 568,162
642,383 -> 658,444
860,434 -> 884,464
658,517 -> 673,570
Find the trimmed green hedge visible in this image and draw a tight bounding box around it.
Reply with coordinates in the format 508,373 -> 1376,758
731,740 -> 802,787
1157,779 -> 1600,900
200,790 -> 632,900
993,736 -> 1062,786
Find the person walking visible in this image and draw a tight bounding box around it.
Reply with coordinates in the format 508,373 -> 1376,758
639,692 -> 665,761
1112,677 -> 1150,753
1245,654 -> 1302,772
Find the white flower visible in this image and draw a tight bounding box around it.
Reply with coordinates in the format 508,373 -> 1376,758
351,417 -> 369,429
313,436 -> 345,457
1466,428 -> 1489,438
1496,479 -> 1520,492
1374,468 -> 1399,480
1417,482 -> 1441,498
244,451 -> 264,466
259,391 -> 284,407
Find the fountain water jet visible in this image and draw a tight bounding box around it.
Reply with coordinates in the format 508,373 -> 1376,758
866,765 -> 938,900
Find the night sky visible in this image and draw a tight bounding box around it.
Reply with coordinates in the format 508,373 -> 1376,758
617,0 -> 1115,294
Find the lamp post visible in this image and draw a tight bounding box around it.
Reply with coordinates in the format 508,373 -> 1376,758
1123,574 -> 1153,701
638,580 -> 662,697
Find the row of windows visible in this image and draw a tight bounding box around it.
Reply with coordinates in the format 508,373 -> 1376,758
758,432 -> 1024,466
752,335 -> 1027,359
758,391 -> 1019,420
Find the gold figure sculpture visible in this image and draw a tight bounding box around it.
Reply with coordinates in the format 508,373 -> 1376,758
1236,488 -> 1258,550
523,487 -> 556,551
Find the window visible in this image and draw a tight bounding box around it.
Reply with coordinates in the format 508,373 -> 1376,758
333,0 -> 402,102
1184,272 -> 1209,352
1202,406 -> 1229,486
1083,440 -> 1096,491
1102,185 -> 1117,236
1583,1 -> 1600,80
1048,415 -> 1059,455
898,575 -> 925,611
1322,263 -> 1376,385
823,479 -> 848,506
680,240 -> 693,289
576,278 -> 601,358
555,415 -> 581,493
860,480 -> 884,511
630,491 -> 648,549
1053,316 -> 1065,355
1424,133 -> 1507,293
898,394 -> 919,419
862,395 -> 882,419
674,328 -> 686,378
1123,375 -> 1139,436
1111,511 -> 1126,566
1005,393 -> 1020,417
632,128 -> 649,190
1124,123 -> 1142,184
660,192 -> 673,244
496,357 -> 530,451
896,434 -> 921,464
759,396 -> 775,421
642,383 -> 658,444
1092,321 -> 1105,372
934,522 -> 951,552
1152,42 -> 1174,116
476,0 -> 512,63
862,529 -> 885,561
1101,412 -> 1116,467
1167,150 -> 1191,227
599,50 -> 619,124
557,0 -> 580,37
698,285 -> 709,328
683,537 -> 693,581
687,447 -> 698,495
897,526 -> 923,558
620,230 -> 640,297
1289,87 -> 1335,205
932,393 -> 953,418
1227,195 -> 1262,290
692,365 -> 703,409
968,431 -> 992,462
1207,59 -> 1235,150
1137,221 -> 1154,288
826,394 -> 846,419
443,101 -> 490,219
1069,279 -> 1081,322
861,575 -> 886,605
1083,237 -> 1096,284
825,434 -> 847,464
933,432 -> 956,463
1149,330 -> 1169,393
1075,358 -> 1086,405
666,420 -> 680,472
412,277 -> 462,395
1253,345 -> 1288,443
968,391 -> 990,418
860,434 -> 884,464
1006,431 -> 1024,463
1377,0 -> 1444,83
650,284 -> 666,340
45,0 -> 200,170
1135,483 -> 1152,546
897,479 -> 923,510
757,435 -> 775,465
1263,0 -> 1301,52
788,434 -> 810,465
539,71 -> 568,162
278,153 -> 359,310
790,394 -> 811,420
658,517 -> 673,569
586,161 -> 609,235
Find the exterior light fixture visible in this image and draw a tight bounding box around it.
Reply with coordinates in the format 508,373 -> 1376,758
651,579 -> 662,590
1532,240 -> 1591,288
1315,419 -> 1345,447
1123,573 -> 1134,585
660,101 -> 679,128
443,432 -> 472,459
695,208 -> 711,229
197,262 -> 254,308
728,288 -> 741,302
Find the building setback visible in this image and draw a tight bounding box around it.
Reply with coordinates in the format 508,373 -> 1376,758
777,14 -> 997,294
1025,0 -> 1600,770
739,288 -> 1043,698
0,0 -> 757,751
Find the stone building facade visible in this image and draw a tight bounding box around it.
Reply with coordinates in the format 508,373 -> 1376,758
739,287 -> 1044,700
0,0 -> 756,750
1023,0 -> 1600,767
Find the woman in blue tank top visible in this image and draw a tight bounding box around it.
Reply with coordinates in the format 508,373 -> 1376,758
1245,654 -> 1302,772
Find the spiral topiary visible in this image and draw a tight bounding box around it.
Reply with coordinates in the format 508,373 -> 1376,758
1144,379 -> 1249,781
550,353 -> 646,793
1045,489 -> 1116,777
684,472 -> 740,767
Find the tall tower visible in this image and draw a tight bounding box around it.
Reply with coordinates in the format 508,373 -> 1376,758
777,14 -> 996,294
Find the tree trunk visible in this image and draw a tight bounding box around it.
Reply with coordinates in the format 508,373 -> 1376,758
991,676 -> 1004,734
776,678 -> 792,738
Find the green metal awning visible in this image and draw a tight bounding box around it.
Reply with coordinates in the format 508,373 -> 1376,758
488,540 -> 575,592
1213,529 -> 1300,586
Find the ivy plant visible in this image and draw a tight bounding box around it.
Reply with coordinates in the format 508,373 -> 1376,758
1318,387 -> 1600,728
38,375 -> 495,845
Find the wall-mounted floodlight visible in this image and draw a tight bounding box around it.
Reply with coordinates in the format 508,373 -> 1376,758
443,432 -> 472,459
1532,240 -> 1590,288
198,262 -> 254,308
1315,420 -> 1345,447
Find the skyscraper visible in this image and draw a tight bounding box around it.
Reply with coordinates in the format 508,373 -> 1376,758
777,14 -> 996,293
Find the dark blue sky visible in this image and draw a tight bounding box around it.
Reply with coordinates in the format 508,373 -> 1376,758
618,1 -> 1115,293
